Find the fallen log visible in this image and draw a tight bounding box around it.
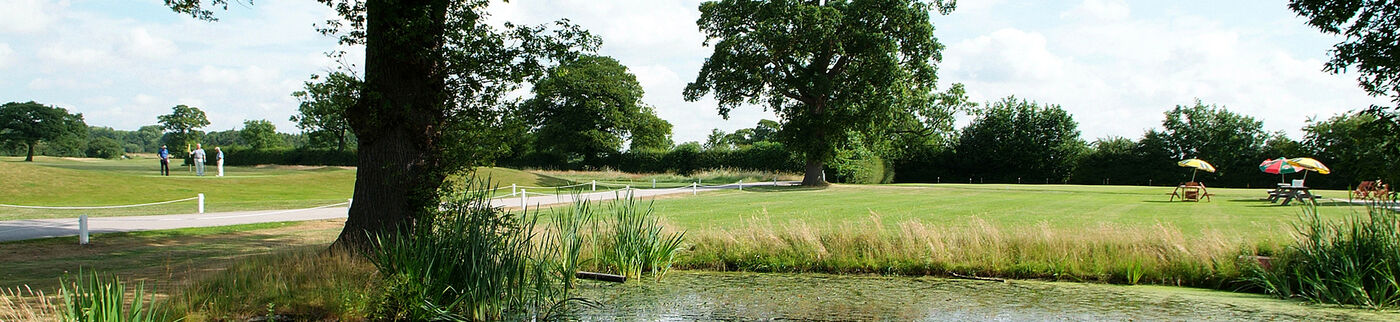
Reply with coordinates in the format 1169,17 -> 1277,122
576,271 -> 627,283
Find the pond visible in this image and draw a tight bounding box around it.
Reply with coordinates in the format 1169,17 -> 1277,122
568,271 -> 1397,321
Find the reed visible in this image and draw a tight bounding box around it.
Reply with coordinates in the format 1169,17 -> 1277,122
1247,203 -> 1400,308
679,214 -> 1256,288
1,286 -> 59,321
597,193 -> 686,280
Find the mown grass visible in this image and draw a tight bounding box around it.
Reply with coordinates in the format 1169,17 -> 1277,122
533,168 -> 801,189
0,157 -> 572,220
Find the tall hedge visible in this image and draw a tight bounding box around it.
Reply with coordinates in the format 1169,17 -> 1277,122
221,148 -> 356,166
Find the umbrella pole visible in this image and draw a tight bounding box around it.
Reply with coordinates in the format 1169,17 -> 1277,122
1191,169 -> 1197,182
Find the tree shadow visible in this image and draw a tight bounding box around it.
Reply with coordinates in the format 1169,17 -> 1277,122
739,185 -> 827,193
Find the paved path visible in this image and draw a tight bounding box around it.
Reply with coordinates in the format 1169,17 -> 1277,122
0,181 -> 796,242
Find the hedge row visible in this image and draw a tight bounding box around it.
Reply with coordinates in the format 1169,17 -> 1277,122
220,148 -> 356,166
502,142 -> 803,175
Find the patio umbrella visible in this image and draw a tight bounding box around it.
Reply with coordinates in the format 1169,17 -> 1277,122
1260,157 -> 1301,183
1177,158 -> 1216,182
1287,157 -> 1330,181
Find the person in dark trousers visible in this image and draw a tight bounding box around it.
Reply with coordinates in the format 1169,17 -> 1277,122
158,145 -> 171,176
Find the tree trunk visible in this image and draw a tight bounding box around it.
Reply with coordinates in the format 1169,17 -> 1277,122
802,156 -> 827,186
333,0 -> 449,252
24,141 -> 35,162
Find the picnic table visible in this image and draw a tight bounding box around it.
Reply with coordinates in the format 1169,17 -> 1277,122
1168,183 -> 1212,202
1268,183 -> 1316,206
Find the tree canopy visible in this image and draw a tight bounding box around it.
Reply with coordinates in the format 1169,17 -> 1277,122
0,101 -> 88,161
954,97 -> 1084,183
684,0 -> 956,186
292,72 -> 359,152
241,119 -> 282,150
157,105 -> 210,153
524,55 -> 664,165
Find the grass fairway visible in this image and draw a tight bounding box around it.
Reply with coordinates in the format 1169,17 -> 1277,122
648,183 -> 1357,240
0,157 -> 565,220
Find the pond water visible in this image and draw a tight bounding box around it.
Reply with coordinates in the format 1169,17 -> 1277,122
568,271 -> 1397,321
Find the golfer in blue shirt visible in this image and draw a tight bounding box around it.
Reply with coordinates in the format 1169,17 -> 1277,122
158,145 -> 170,176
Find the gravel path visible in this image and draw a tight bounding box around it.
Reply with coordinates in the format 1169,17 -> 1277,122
0,181 -> 796,242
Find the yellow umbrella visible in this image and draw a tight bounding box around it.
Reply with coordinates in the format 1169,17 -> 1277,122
1177,158 -> 1216,182
1287,158 -> 1330,174
1288,157 -> 1330,182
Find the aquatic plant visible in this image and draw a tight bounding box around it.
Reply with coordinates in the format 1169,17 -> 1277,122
600,193 -> 687,280
367,180 -> 566,321
1247,203 -> 1400,308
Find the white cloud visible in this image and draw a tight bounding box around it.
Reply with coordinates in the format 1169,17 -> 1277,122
122,28 -> 177,58
0,0 -> 63,33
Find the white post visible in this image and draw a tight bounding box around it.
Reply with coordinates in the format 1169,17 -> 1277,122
773,177 -> 777,186
739,180 -> 743,191
512,184 -> 517,196
693,182 -> 698,195
652,179 -> 656,189
197,193 -> 205,214
79,214 -> 89,245
348,198 -> 353,206
591,180 -> 596,191
520,189 -> 527,209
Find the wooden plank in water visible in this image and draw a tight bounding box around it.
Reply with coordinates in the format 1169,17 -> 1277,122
576,271 -> 626,283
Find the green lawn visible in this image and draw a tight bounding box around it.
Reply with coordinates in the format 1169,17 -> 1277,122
645,183 -> 1358,240
0,157 -> 567,220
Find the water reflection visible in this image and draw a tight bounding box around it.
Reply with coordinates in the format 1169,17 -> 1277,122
568,271 -> 1394,321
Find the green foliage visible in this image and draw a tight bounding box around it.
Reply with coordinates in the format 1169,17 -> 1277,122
828,134 -> 893,184
240,119 -> 283,150
599,194 -> 686,280
526,55 -> 658,165
1156,100 -> 1269,186
955,96 -> 1085,183
1304,112 -> 1398,186
85,137 -> 124,159
1289,0 -> 1400,104
291,72 -> 359,152
628,106 -> 674,151
222,147 -> 356,166
157,105 -> 210,153
367,182 -> 568,321
685,0 -> 956,184
1248,205 -> 1400,308
0,101 -> 88,161
59,270 -> 170,322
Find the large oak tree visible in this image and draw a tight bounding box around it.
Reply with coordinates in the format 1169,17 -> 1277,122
0,101 -> 88,162
165,0 -> 597,250
684,0 -> 956,186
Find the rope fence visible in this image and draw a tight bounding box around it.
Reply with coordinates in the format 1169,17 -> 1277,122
0,196 -> 200,210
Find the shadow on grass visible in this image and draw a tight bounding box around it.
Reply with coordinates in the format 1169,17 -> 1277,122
739,185 -> 828,193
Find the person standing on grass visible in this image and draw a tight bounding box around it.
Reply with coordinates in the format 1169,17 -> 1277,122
215,147 -> 224,177
158,145 -> 170,176
191,143 -> 206,176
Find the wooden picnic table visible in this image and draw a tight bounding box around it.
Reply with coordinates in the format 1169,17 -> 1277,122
1168,183 -> 1211,202
1269,185 -> 1316,206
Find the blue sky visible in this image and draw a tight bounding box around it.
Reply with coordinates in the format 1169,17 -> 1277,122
0,0 -> 1386,144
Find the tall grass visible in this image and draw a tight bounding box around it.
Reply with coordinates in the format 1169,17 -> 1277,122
1247,204 -> 1400,308
2,286 -> 58,321
58,270 -> 171,322
173,249 -> 377,320
597,194 -> 687,280
367,181 -> 570,321
679,214 -> 1255,288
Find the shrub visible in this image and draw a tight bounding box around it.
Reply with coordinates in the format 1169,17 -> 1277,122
86,137 -> 125,159
1247,204 -> 1400,308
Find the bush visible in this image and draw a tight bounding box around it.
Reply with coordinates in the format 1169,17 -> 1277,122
503,141 -> 802,175
1247,204 -> 1400,308
86,137 -> 125,159
828,144 -> 892,184
222,148 -> 355,166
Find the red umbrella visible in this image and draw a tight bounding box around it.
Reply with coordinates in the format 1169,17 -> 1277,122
1260,158 -> 1301,183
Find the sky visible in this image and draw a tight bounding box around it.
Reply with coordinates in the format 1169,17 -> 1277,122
0,0 -> 1388,144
